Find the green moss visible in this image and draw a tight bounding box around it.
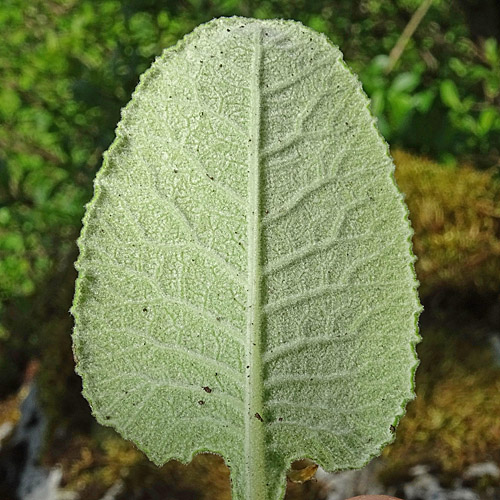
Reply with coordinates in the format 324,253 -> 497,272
394,150 -> 500,297
382,329 -> 500,483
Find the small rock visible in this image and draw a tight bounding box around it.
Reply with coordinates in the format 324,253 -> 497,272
464,462 -> 500,480
316,459 -> 386,500
409,464 -> 432,476
0,383 -> 68,500
404,471 -> 479,500
25,468 -> 62,500
99,480 -> 125,500
446,490 -> 479,500
404,473 -> 443,500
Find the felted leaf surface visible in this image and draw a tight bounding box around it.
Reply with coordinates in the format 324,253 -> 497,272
72,17 -> 421,500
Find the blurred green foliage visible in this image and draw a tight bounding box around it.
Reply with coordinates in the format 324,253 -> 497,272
362,38 -> 500,166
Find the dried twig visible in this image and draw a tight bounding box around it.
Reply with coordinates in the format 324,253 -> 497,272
386,0 -> 434,73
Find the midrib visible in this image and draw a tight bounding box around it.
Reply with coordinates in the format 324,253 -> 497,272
245,25 -> 267,500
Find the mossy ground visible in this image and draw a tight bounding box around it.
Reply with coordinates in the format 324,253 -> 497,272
393,150 -> 500,298
381,328 -> 500,485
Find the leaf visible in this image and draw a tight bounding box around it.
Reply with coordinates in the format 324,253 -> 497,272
440,79 -> 462,111
484,38 -> 498,67
478,107 -> 499,136
72,17 -> 421,500
413,89 -> 435,113
390,72 -> 421,94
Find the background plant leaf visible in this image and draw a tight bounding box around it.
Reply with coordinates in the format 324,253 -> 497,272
72,17 -> 421,500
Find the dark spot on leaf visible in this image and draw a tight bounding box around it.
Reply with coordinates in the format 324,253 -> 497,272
390,425 -> 396,433
255,413 -> 264,422
206,173 -> 214,180
278,417 -> 283,422
227,28 -> 230,32
198,400 -> 205,405
203,386 -> 212,393
142,307 -> 148,312
173,169 -> 178,173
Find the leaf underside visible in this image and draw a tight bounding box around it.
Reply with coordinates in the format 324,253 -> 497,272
72,17 -> 421,500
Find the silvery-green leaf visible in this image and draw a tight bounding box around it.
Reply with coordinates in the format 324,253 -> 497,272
72,16 -> 421,500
